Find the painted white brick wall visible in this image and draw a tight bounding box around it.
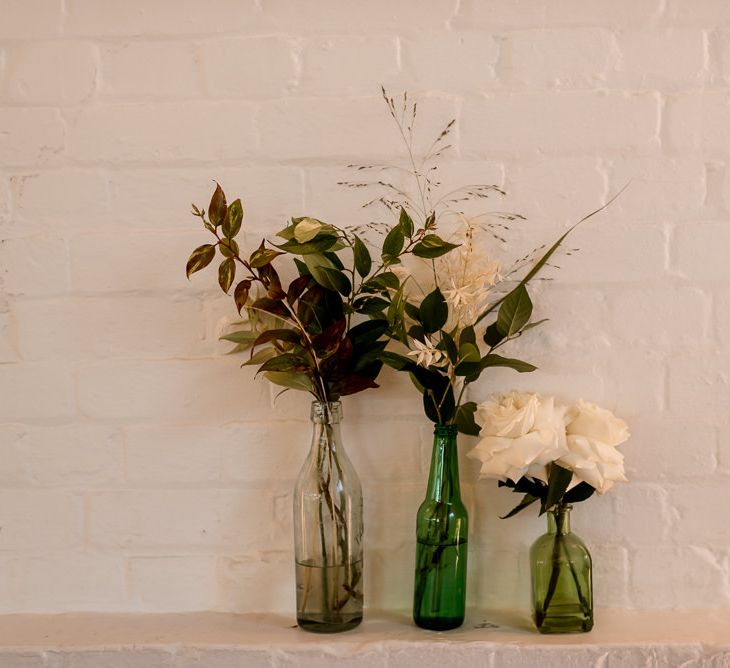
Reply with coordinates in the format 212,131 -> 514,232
0,0 -> 728,615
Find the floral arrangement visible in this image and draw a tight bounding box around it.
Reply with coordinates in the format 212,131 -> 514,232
468,391 -> 630,516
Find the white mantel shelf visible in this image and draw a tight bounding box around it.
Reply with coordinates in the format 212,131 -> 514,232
1,610 -> 728,667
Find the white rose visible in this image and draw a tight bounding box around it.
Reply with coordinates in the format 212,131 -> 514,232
558,400 -> 630,494
467,391 -> 569,484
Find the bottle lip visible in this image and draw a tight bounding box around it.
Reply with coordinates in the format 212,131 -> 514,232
547,503 -> 574,514
433,423 -> 458,436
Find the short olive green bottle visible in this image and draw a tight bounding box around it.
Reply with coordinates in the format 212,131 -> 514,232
413,424 -> 468,630
530,504 -> 593,634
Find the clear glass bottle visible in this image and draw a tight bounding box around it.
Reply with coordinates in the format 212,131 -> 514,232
530,504 -> 593,634
293,401 -> 363,633
413,424 -> 468,630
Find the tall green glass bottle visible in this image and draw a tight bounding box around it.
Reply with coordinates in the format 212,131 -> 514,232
413,424 -> 468,630
530,504 -> 593,634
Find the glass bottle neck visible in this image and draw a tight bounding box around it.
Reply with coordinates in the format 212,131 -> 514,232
309,401 -> 344,456
425,424 -> 461,502
547,505 -> 572,535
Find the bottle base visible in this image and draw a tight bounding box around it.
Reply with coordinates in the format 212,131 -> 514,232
534,613 -> 593,634
297,614 -> 362,633
413,615 -> 464,631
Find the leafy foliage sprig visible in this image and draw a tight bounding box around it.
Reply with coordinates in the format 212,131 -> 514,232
185,182 -> 460,403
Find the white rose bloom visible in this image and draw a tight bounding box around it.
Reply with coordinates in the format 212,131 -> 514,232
467,392 -> 569,484
558,400 -> 630,494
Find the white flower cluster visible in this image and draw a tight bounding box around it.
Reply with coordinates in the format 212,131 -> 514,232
467,391 -> 630,494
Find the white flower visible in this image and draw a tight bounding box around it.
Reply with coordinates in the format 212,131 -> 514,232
467,391 -> 569,484
437,220 -> 501,329
407,338 -> 445,368
558,400 -> 630,494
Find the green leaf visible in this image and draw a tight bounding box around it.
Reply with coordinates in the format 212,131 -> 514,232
459,326 -> 476,347
186,244 -> 215,278
564,482 -> 596,504
276,235 -> 338,255
348,319 -> 389,346
234,280 -> 251,314
209,183 -> 227,227
293,217 -> 324,243
306,259 -> 352,296
404,301 -> 421,321
496,284 -> 533,337
219,238 -> 239,259
501,493 -> 539,519
250,247 -> 284,268
242,347 -> 278,366
353,296 -> 389,315
542,463 -> 574,514
382,225 -> 405,259
362,272 -> 400,293
220,330 -> 257,346
412,234 -> 459,259
399,207 -> 414,237
459,342 -> 481,364
440,331 -> 458,364
223,198 -> 243,238
455,401 -> 480,436
483,322 -> 505,348
263,371 -> 314,393
218,257 -> 235,293
258,353 -> 308,374
381,351 -> 415,371
419,288 -> 448,334
353,235 -> 372,278
481,354 -> 536,373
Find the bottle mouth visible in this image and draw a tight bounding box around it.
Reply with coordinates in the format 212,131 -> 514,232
433,423 -> 458,437
311,401 -> 343,424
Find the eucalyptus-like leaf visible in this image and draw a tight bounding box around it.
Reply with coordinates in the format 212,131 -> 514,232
223,198 -> 243,238
218,257 -> 236,293
496,284 -> 533,337
242,347 -> 278,366
250,246 -> 284,268
234,280 -> 251,314
412,233 -> 459,259
220,330 -> 257,346
263,370 -> 315,393
399,207 -> 414,237
257,353 -> 308,374
294,217 -> 324,243
276,235 -> 338,255
186,244 -> 215,278
219,238 -> 239,259
353,235 -> 372,278
419,288 -> 448,333
209,183 -> 227,227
